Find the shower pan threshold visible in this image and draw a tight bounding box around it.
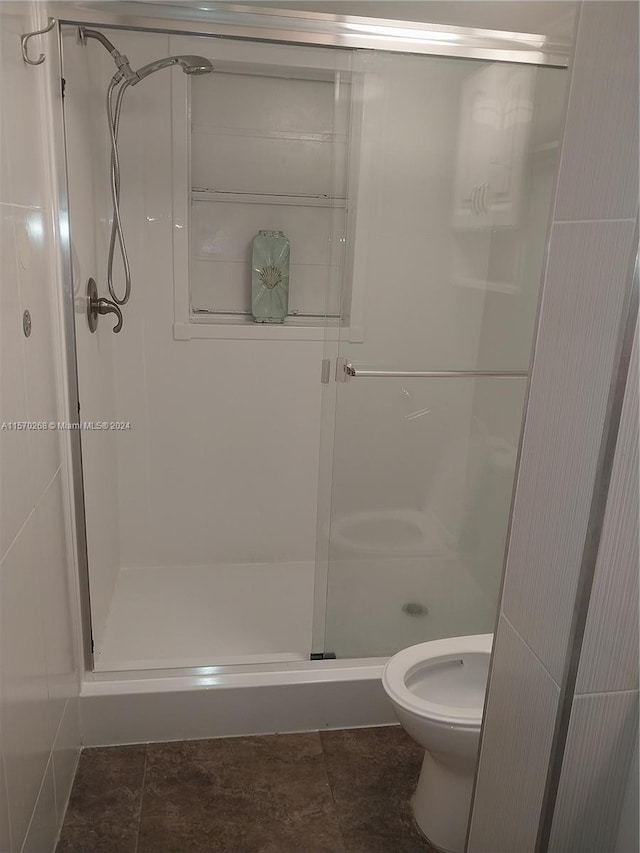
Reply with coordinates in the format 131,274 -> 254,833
80,658 -> 395,746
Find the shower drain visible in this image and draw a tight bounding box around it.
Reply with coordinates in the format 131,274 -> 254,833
402,602 -> 428,617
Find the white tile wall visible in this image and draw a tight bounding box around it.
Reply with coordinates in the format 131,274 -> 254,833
548,318 -> 639,851
468,615 -> 560,852
0,205 -> 34,557
576,318 -> 639,695
0,3 -> 81,852
501,219 -> 636,682
0,5 -> 49,211
615,731 -> 639,853
20,760 -> 56,853
14,205 -> 62,493
0,741 -> 11,853
470,1 -> 639,849
549,691 -> 640,852
50,697 -> 80,830
1,507 -> 52,848
554,1 -> 639,222
38,476 -> 77,734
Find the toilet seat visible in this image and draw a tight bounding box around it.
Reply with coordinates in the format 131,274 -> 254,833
382,634 -> 493,727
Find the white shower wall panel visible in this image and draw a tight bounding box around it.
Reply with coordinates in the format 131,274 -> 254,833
117,337 -> 324,568
78,30 -> 324,578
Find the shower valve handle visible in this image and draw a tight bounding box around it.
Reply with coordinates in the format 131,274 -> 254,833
87,278 -> 123,333
96,297 -> 123,334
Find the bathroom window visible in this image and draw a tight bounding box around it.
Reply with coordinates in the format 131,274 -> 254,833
172,36 -> 353,336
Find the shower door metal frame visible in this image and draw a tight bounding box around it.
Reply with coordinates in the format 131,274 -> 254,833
51,2 -> 570,674
53,2 -> 570,67
48,19 -> 95,674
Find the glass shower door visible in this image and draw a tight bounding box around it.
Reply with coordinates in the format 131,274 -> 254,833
321,50 -> 566,658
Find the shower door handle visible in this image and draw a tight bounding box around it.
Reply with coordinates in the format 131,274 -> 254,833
87,278 -> 123,333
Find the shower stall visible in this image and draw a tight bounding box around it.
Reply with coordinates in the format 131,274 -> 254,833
56,6 -> 568,677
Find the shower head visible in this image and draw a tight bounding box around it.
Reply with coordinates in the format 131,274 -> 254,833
130,55 -> 213,85
78,29 -> 213,86
178,56 -> 215,75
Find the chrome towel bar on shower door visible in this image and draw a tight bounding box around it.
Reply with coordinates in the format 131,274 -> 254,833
335,358 -> 527,382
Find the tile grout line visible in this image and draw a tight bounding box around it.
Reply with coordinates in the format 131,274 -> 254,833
133,744 -> 149,853
0,462 -> 63,567
318,731 -> 347,853
503,612 -> 562,689
19,754 -> 55,853
574,687 -> 640,699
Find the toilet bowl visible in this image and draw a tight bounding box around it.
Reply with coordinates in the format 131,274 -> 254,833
382,634 -> 493,853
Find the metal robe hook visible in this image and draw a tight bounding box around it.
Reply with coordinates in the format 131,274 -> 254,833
21,17 -> 56,66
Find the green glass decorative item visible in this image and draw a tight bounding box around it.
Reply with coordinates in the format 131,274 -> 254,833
251,230 -> 290,324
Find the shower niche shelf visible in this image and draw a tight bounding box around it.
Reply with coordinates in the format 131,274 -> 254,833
191,190 -> 347,209
171,35 -> 357,340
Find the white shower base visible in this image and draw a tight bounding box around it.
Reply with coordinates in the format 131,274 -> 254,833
84,557 -> 498,747
94,561 -> 315,671
81,657 -> 396,746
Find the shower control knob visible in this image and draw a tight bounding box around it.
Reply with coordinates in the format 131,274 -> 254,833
96,297 -> 123,333
87,277 -> 123,333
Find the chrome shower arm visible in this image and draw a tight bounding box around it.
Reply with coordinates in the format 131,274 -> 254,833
78,26 -> 118,55
78,27 -> 138,84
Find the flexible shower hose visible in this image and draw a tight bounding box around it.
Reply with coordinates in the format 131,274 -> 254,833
106,76 -> 132,305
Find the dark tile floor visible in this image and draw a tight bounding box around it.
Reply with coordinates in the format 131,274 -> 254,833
56,726 -> 437,853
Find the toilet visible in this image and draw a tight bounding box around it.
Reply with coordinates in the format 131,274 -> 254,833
382,634 -> 493,853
